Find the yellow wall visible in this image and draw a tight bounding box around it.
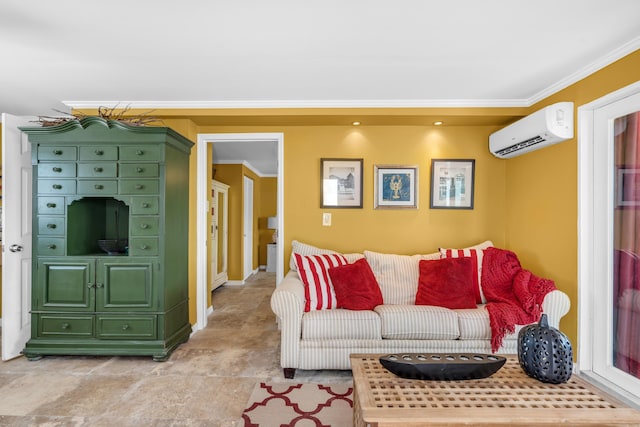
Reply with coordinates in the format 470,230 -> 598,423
504,49 -> 640,351
258,177 -> 277,266
213,164 -> 245,280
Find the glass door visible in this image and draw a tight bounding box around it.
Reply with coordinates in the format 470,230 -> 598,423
591,91 -> 640,398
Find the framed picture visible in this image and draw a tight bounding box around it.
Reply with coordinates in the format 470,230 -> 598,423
374,165 -> 418,209
430,159 -> 475,209
321,158 -> 363,208
616,168 -> 640,207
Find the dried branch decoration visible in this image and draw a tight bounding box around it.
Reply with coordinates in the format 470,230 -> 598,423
34,104 -> 162,127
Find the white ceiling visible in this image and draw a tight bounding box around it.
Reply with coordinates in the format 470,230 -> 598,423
2,0 -> 640,175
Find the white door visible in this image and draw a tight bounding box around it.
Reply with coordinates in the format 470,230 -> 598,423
590,90 -> 640,398
1,114 -> 35,360
243,176 -> 254,281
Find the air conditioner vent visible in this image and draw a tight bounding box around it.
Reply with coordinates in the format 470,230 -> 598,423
495,135 -> 547,157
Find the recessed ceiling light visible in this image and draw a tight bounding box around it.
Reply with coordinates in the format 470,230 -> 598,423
352,121 -> 361,126
433,121 -> 444,126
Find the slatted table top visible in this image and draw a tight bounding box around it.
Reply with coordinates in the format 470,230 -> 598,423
351,354 -> 640,426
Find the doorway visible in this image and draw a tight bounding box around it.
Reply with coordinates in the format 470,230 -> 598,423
195,133 -> 284,331
579,81 -> 640,404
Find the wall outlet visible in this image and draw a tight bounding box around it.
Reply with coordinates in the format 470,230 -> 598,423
322,213 -> 332,226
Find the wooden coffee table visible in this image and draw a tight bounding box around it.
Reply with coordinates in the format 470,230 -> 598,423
351,354 -> 640,426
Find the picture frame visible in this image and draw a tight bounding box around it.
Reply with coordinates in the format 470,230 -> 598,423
374,165 -> 418,209
616,167 -> 640,207
320,158 -> 363,208
430,159 -> 475,209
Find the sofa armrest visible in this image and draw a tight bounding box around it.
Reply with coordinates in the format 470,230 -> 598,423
541,289 -> 571,329
270,271 -> 305,369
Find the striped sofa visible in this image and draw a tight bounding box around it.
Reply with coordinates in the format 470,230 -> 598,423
270,242 -> 571,379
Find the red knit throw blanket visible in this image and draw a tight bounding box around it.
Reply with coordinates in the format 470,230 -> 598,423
482,247 -> 557,352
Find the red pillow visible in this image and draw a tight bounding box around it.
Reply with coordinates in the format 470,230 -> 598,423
416,258 -> 477,309
328,258 -> 383,310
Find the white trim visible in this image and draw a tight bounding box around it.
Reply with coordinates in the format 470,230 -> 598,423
62,37 -> 640,112
194,132 -> 284,332
578,79 -> 640,404
530,37 -> 640,106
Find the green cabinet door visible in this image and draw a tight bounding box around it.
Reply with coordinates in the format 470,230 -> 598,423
36,259 -> 94,311
96,259 -> 156,311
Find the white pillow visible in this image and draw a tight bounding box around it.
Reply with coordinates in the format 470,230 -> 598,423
289,240 -> 363,271
364,251 -> 422,305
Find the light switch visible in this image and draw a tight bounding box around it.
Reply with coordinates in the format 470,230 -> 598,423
322,213 -> 332,226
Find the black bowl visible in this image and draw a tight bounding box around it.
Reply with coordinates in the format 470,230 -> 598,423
379,353 -> 506,381
97,239 -> 128,255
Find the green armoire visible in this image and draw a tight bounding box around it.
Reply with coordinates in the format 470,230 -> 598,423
20,117 -> 193,361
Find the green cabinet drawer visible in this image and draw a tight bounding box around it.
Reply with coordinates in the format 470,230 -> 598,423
37,238 -> 65,256
78,163 -> 117,178
96,315 -> 156,340
79,146 -> 118,161
119,179 -> 159,195
38,216 -> 65,235
37,146 -> 77,161
119,163 -> 159,178
38,197 -> 65,215
38,179 -> 76,195
119,145 -> 162,161
38,163 -> 76,178
128,238 -> 159,256
38,315 -> 94,338
77,180 -> 118,195
130,216 -> 159,236
130,196 -> 159,215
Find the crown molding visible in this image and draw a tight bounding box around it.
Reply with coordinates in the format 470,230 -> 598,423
63,98 -> 529,110
63,37 -> 640,112
528,36 -> 640,105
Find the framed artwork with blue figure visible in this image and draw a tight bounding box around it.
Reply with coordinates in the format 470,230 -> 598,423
374,165 -> 418,209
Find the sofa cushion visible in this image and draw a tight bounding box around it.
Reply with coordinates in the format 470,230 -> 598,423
329,258 -> 383,310
416,258 -> 477,309
364,251 -> 421,305
294,253 -> 348,312
440,240 -> 494,303
289,240 -> 364,271
374,305 -> 460,339
455,306 -> 524,341
301,309 -> 382,340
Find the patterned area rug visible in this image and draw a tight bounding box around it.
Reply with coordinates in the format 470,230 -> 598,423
242,382 -> 353,426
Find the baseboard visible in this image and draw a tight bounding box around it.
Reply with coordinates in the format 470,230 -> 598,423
224,280 -> 244,287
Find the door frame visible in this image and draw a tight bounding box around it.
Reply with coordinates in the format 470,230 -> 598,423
243,175 -> 254,281
578,79 -> 640,403
195,133 -> 284,331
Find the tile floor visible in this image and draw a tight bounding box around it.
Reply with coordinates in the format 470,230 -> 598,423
0,272 -> 352,426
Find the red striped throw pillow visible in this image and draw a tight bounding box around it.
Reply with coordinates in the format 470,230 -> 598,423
294,253 -> 349,312
439,247 -> 487,304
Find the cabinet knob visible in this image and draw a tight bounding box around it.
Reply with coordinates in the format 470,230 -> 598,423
52,184 -> 62,190
136,150 -> 144,155
87,283 -> 94,288
122,324 -> 130,331
46,203 -> 56,208
47,244 -> 57,250
96,283 -> 103,288
46,223 -> 56,229
52,167 -> 62,173
95,150 -> 104,155
53,149 -> 62,155
61,323 -> 70,330
94,184 -> 103,190
136,167 -> 144,173
94,167 -> 103,172
141,203 -> 149,208
140,244 -> 148,250
140,223 -> 149,229
135,184 -> 144,190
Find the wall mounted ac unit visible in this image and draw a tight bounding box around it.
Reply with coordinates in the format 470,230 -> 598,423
489,101 -> 574,159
